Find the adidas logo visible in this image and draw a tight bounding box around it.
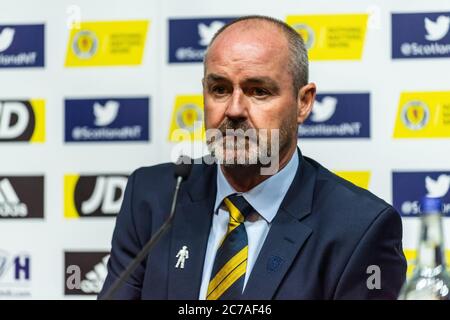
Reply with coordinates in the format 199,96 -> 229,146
80,255 -> 109,294
0,178 -> 28,217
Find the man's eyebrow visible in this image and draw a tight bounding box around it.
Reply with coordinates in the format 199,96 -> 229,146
205,74 -> 280,91
205,74 -> 229,83
243,77 -> 277,86
244,77 -> 280,91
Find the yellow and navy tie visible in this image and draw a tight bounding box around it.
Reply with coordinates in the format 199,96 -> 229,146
206,194 -> 254,300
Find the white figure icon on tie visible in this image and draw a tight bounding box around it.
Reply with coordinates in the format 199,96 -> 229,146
175,246 -> 189,269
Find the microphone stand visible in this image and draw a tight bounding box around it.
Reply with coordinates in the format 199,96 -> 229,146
101,174 -> 185,300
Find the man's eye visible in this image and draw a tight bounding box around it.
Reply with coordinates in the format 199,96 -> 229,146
252,88 -> 270,97
211,86 -> 227,95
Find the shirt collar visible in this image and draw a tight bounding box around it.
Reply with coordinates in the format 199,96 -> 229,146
214,149 -> 299,223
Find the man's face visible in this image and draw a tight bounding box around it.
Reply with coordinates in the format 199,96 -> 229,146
203,23 -> 299,167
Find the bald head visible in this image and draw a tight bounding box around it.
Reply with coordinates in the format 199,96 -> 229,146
204,15 -> 309,93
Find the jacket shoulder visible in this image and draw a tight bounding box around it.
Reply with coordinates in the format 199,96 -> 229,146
132,162 -> 176,186
305,156 -> 395,224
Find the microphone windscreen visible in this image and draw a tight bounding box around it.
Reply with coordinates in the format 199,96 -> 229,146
174,155 -> 193,180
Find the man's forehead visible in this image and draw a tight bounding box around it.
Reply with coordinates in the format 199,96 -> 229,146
215,19 -> 284,42
206,21 -> 288,62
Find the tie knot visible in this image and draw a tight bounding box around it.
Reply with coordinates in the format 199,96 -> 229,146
223,194 -> 254,222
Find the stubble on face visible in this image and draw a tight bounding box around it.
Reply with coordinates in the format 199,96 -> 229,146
203,21 -> 299,173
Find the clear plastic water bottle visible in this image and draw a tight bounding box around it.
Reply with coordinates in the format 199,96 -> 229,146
398,196 -> 450,300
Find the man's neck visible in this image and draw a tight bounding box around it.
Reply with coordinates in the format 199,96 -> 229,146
220,145 -> 297,193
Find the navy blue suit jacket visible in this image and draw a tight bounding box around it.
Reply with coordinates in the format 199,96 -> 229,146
99,151 -> 407,299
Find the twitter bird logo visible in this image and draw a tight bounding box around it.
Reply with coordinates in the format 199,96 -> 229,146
93,100 -> 120,127
311,96 -> 337,122
424,15 -> 450,41
425,174 -> 450,198
198,21 -> 225,46
0,27 -> 15,52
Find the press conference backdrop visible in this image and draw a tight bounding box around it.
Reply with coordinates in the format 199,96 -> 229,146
1,0 -> 450,299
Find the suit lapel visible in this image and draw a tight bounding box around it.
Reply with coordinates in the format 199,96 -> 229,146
242,150 -> 317,299
241,209 -> 312,299
166,149 -> 318,300
167,163 -> 217,299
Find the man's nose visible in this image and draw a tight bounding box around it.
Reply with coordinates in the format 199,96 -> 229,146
224,89 -> 248,121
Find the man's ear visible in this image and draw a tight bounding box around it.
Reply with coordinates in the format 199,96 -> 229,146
296,83 -> 316,124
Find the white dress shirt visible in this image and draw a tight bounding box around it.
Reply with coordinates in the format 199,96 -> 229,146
198,150 -> 299,299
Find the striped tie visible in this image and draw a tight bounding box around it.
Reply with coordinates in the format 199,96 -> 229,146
206,194 -> 254,300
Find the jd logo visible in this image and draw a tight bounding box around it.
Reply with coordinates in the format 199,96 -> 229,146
78,176 -> 126,215
0,101 -> 35,141
65,175 -> 128,218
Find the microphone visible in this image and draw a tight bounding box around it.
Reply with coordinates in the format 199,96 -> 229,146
101,156 -> 193,300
